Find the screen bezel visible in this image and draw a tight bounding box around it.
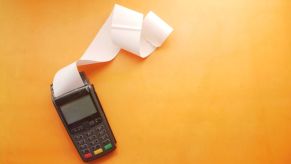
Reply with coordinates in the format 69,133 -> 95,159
54,86 -> 99,128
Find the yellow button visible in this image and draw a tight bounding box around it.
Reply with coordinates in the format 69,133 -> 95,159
94,148 -> 103,155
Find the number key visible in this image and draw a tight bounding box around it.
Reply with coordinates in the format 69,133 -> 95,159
99,129 -> 106,136
78,140 -> 85,145
74,135 -> 81,140
88,136 -> 94,141
100,134 -> 108,141
80,144 -> 87,150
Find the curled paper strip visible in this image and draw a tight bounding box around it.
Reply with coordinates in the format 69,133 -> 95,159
53,4 -> 173,97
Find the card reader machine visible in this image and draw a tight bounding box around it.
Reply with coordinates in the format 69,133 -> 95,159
51,72 -> 116,162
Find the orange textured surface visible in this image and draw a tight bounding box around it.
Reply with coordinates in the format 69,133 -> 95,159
0,0 -> 291,164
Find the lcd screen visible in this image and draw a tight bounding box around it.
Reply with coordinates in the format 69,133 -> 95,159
60,95 -> 97,124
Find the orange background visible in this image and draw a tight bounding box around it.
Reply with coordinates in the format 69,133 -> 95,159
0,0 -> 291,163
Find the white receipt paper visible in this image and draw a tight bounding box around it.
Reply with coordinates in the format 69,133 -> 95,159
53,4 -> 173,97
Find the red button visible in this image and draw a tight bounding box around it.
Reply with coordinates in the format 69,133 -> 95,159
84,153 -> 92,158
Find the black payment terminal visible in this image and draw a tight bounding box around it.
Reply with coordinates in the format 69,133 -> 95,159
51,72 -> 116,162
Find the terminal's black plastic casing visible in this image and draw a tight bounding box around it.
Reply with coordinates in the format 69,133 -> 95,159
51,72 -> 116,162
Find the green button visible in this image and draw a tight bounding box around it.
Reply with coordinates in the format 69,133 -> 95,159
104,143 -> 112,150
